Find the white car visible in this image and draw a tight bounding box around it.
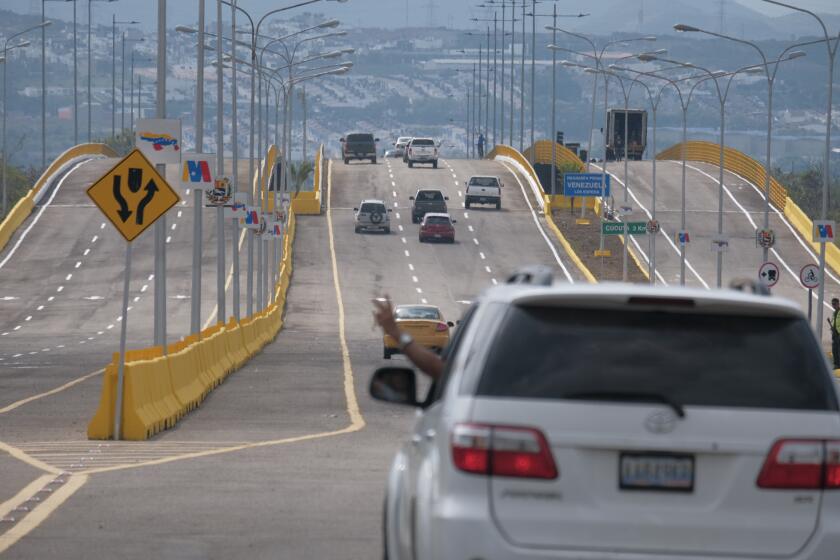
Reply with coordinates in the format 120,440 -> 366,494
406,138 -> 439,168
371,272 -> 840,560
465,175 -> 502,209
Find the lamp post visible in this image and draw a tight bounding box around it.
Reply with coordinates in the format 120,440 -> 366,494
112,15 -> 139,139
122,34 -> 144,133
130,51 -> 152,131
524,8 -> 588,161
3,24 -> 47,217
88,1 -> 117,142
674,24 -> 808,266
45,0 -> 78,144
744,0 -> 837,341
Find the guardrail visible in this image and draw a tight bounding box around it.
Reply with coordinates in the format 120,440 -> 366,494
0,143 -> 117,254
87,156 -> 299,440
656,141 -> 788,210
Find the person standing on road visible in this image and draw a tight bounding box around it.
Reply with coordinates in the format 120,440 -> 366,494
831,298 -> 840,369
477,132 -> 485,159
373,296 -> 444,380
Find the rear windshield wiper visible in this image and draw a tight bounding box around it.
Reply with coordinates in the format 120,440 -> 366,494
563,391 -> 685,418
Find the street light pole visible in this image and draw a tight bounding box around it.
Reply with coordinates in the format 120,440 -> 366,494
230,0 -> 240,322
216,0 -> 226,325
509,0 -> 515,147
519,0 -> 525,151
41,0 -> 46,168
493,13 -> 497,147
154,0 -> 167,349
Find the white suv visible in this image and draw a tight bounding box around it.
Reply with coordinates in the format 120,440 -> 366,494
371,272 -> 840,560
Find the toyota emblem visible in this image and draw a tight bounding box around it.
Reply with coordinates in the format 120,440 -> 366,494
644,410 -> 678,434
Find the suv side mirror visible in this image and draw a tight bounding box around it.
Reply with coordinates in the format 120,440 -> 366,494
353,207 -> 359,211
340,137 -> 345,142
447,321 -> 455,328
387,209 -> 393,212
369,367 -> 419,407
444,196 -> 449,201
451,219 -> 457,224
409,196 -> 415,201
375,138 -> 380,142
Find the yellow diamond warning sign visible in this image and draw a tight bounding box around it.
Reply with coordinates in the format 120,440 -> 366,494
87,149 -> 180,242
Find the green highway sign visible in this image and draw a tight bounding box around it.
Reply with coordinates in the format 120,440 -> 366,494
602,221 -> 648,236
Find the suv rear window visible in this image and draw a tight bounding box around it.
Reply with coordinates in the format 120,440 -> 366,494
346,133 -> 373,143
360,203 -> 386,213
476,306 -> 837,411
469,177 -> 499,187
412,139 -> 435,146
417,191 -> 443,201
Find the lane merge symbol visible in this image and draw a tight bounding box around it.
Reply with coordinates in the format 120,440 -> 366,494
87,149 -> 180,242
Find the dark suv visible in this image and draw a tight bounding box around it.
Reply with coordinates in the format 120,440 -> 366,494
341,133 -> 379,164
410,189 -> 449,223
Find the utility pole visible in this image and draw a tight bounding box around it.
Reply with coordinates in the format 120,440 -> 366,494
154,0 -> 167,349
215,0 -> 226,324
191,0 -> 204,335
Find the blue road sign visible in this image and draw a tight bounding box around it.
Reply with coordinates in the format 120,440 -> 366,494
563,173 -> 611,197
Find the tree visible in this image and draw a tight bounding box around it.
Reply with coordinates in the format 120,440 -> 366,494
288,160 -> 314,196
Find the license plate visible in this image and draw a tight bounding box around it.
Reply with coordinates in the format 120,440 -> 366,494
434,234 -> 442,238
619,453 -> 694,492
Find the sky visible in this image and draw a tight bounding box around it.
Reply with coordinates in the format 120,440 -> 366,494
3,0 -> 839,31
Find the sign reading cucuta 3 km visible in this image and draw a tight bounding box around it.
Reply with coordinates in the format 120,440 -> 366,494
180,153 -> 216,191
135,118 -> 183,165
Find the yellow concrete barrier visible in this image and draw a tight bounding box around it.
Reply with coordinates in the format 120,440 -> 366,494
88,144 -> 305,439
0,143 -> 118,254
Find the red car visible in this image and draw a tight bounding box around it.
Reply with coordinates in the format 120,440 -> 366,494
419,213 -> 456,243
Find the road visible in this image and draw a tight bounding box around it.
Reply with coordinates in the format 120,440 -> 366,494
602,159 -> 837,344
0,155 -> 580,557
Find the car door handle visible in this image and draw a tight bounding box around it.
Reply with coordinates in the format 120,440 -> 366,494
424,430 -> 436,441
411,435 -> 422,446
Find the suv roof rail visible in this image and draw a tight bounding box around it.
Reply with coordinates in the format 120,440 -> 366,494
506,265 -> 553,286
729,278 -> 771,296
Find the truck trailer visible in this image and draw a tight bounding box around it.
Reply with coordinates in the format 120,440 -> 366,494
605,109 -> 647,161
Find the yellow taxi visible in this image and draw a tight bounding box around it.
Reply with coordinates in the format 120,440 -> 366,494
384,305 -> 454,359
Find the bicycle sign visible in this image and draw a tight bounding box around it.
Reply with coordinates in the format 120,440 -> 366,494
800,264 -> 820,289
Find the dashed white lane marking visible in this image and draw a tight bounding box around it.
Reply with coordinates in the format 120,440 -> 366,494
83,248 -> 90,256
47,296 -> 54,302
412,276 -> 419,283
177,210 -> 182,218
455,183 -> 460,188
148,275 -> 154,281
395,212 -> 401,220
65,274 -> 73,281
398,225 -> 404,232
485,266 -> 492,274
24,316 -> 32,322
473,238 -> 479,245
91,235 -> 98,243
74,262 -> 82,269
393,202 -> 398,208
36,305 -> 44,311
133,296 -> 140,303
404,250 -> 410,257
100,223 -> 106,229
463,212 -> 469,219
140,285 -> 148,293
107,324 -> 114,330
401,237 -> 407,244
408,263 -> 415,271
491,278 -> 498,285
166,236 -> 172,243
171,223 -> 177,231
392,190 -> 397,197
421,298 -> 428,304
479,252 -> 486,260
13,326 -> 21,331
56,286 -> 64,293
416,288 -> 423,294
468,225 -> 474,232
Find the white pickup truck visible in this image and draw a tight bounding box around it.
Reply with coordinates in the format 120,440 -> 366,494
465,175 -> 502,209
406,138 -> 439,168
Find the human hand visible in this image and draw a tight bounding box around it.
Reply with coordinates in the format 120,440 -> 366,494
372,296 -> 400,339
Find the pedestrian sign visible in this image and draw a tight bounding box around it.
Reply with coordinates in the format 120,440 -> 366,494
87,149 -> 180,242
602,221 -> 647,235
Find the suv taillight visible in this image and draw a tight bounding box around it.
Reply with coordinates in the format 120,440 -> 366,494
451,423 -> 557,479
757,439 -> 840,489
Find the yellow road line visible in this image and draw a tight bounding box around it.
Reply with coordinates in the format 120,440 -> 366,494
0,369 -> 103,415
0,475 -> 54,520
0,475 -> 88,555
326,159 -> 365,428
0,442 -> 61,475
